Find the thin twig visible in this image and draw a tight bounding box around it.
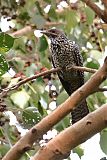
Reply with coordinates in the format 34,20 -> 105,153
99,23 -> 107,30
10,26 -> 32,37
0,138 -> 8,144
10,22 -> 64,37
97,87 -> 107,92
0,66 -> 97,97
68,66 -> 97,73
45,22 -> 65,27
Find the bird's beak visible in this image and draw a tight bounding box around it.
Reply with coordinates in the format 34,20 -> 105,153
41,30 -> 49,36
41,30 -> 57,37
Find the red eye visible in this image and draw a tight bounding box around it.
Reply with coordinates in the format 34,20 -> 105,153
49,29 -> 56,33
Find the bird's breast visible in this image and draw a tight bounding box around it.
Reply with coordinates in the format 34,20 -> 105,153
51,43 -> 76,66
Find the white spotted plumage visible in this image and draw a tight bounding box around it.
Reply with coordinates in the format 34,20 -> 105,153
43,29 -> 89,124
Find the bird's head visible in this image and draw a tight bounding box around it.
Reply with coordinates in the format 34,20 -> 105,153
41,29 -> 66,41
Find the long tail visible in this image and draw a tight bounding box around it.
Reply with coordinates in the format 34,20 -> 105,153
58,73 -> 89,124
71,99 -> 89,124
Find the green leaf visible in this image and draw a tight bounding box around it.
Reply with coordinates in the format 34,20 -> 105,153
100,130 -> 107,155
35,1 -> 44,16
18,12 -> 30,20
22,107 -> 42,126
42,90 -> 49,101
0,33 -> 15,53
55,116 -> 70,132
37,101 -> 44,116
89,50 -> 103,60
33,14 -> 46,28
57,90 -> 69,105
87,96 -> 95,112
25,63 -> 37,77
65,10 -> 79,32
8,77 -> 20,88
10,89 -> 30,108
86,58 -> 100,69
33,82 -> 45,94
73,146 -> 84,158
39,35 -> 48,52
0,54 -> 9,76
84,6 -> 95,24
43,0 -> 51,3
48,7 -> 57,20
0,144 -> 10,157
0,128 -> 4,137
13,37 -> 26,53
55,120 -> 64,132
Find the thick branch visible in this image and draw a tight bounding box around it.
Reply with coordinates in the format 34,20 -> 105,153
32,104 -> 107,160
0,66 -> 97,97
2,58 -> 107,160
82,0 -> 107,23
82,0 -> 103,17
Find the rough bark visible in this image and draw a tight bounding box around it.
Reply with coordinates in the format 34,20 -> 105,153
2,58 -> 107,160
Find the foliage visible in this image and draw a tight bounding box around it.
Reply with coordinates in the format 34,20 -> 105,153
0,0 -> 107,159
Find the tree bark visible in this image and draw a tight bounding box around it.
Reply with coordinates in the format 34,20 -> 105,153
32,104 -> 107,160
2,57 -> 107,160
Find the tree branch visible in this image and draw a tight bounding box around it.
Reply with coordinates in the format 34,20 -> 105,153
9,1 -> 107,38
10,22 -> 64,37
82,0 -> 107,23
101,0 -> 107,8
32,103 -> 107,160
0,66 -> 97,98
99,23 -> 107,30
11,26 -> 33,37
97,87 -> 107,92
2,57 -> 107,160
0,138 -> 8,144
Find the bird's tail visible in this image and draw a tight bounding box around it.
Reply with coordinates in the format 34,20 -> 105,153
71,99 -> 89,124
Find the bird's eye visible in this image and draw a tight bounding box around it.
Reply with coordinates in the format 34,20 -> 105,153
52,30 -> 55,33
50,29 -> 56,33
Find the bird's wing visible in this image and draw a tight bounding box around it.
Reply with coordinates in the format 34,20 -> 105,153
70,42 -> 83,67
51,42 -> 84,95
51,56 -> 72,95
71,42 -> 84,86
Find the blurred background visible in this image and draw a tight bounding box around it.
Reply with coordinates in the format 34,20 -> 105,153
0,0 -> 107,159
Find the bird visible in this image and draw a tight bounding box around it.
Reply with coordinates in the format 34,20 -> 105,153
41,29 -> 89,124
